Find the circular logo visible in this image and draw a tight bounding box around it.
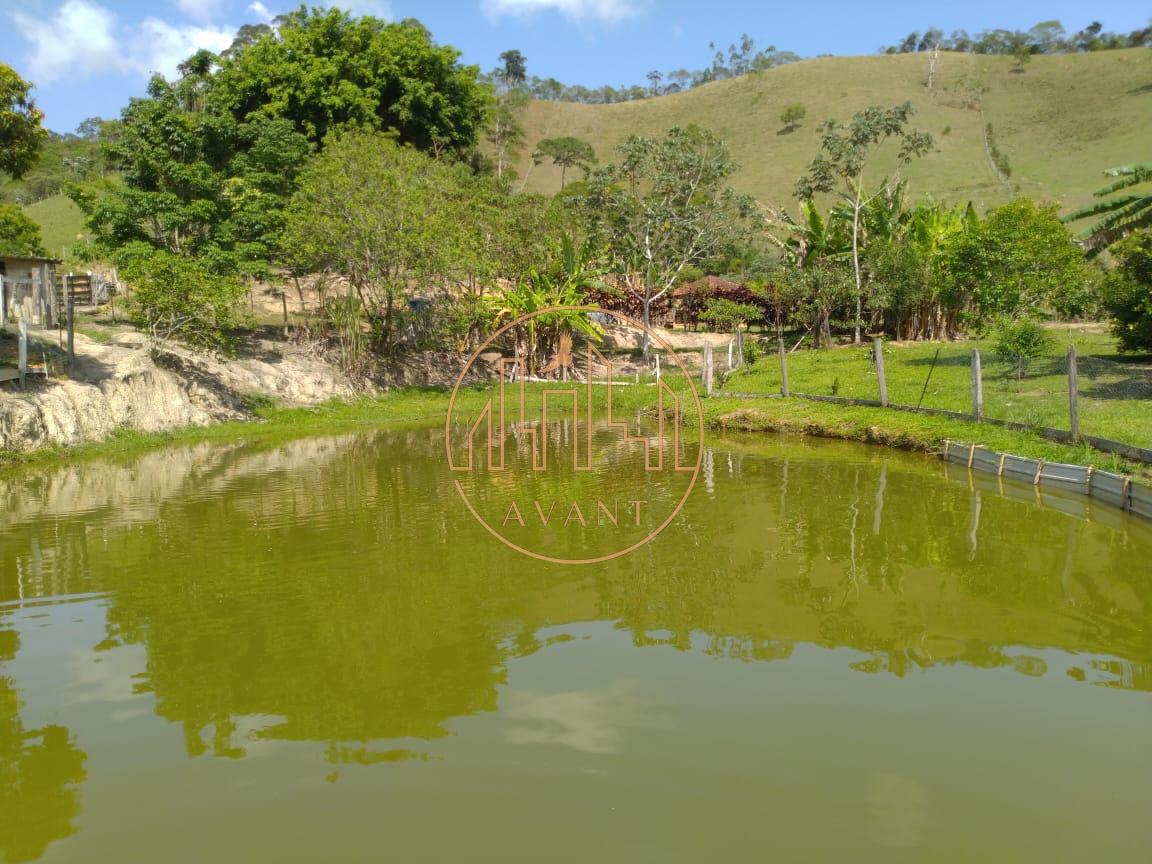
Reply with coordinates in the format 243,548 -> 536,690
445,306 -> 704,564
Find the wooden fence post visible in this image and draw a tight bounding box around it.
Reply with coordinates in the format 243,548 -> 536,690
727,340 -> 733,370
65,276 -> 75,368
1067,345 -> 1080,441
703,343 -> 713,397
971,348 -> 984,422
0,277 -> 6,327
873,336 -> 888,407
18,320 -> 28,390
778,337 -> 790,396
655,353 -> 661,384
735,326 -> 744,368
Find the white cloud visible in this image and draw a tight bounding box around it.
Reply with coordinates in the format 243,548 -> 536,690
136,18 -> 233,79
247,1 -> 276,23
10,0 -> 124,84
9,0 -> 233,84
483,0 -> 643,24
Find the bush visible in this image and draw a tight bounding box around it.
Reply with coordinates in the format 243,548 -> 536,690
118,248 -> 249,351
0,203 -> 46,256
994,317 -> 1053,379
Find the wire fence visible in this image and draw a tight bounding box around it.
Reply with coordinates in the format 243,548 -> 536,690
718,334 -> 1152,460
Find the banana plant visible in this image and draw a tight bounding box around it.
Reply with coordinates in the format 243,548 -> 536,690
1065,162 -> 1152,253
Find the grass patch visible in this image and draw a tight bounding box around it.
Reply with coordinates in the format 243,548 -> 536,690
724,328 -> 1152,451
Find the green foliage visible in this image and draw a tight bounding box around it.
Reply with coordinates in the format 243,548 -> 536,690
795,102 -> 934,341
778,103 -> 806,132
118,248 -> 249,350
941,198 -> 1089,321
1065,162 -> 1152,252
211,8 -> 489,154
0,204 -> 46,256
533,136 -> 596,188
578,125 -> 752,347
1101,231 -> 1152,351
0,64 -> 47,179
700,298 -> 760,332
778,261 -> 855,348
72,69 -> 311,278
993,316 -> 1054,378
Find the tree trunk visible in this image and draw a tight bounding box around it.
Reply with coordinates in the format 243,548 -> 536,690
851,180 -> 864,345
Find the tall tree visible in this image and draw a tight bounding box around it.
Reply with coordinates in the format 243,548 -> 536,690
498,50 -> 528,88
795,102 -> 933,343
0,64 -> 47,179
578,126 -> 752,355
211,8 -> 489,155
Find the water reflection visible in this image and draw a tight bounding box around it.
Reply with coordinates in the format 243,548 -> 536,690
0,426 -> 1150,858
0,626 -> 87,863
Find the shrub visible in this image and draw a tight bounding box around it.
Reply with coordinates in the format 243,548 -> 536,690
118,248 -> 249,352
994,317 -> 1053,379
699,298 -> 760,332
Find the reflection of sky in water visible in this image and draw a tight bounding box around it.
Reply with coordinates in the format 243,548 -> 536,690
0,429 -> 1150,862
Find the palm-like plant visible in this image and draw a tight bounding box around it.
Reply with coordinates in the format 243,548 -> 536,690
1065,162 -> 1152,253
486,236 -> 605,375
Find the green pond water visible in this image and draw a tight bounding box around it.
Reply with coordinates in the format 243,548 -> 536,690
0,426 -> 1150,862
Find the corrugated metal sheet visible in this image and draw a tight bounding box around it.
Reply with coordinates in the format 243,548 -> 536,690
939,441 -> 1149,522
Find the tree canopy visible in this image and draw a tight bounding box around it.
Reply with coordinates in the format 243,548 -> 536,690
0,64 -> 47,180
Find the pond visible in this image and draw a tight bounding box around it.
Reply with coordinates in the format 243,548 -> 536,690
1,427 -> 1150,862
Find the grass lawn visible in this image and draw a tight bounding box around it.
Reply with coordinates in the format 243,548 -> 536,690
722,326 -> 1152,450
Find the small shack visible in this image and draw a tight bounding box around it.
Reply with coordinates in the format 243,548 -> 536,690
0,254 -> 60,329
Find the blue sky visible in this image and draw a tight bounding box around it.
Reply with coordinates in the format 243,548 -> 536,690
4,0 -> 1150,133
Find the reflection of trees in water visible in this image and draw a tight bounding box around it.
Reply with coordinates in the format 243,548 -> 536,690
0,429 -> 1149,773
0,627 -> 88,863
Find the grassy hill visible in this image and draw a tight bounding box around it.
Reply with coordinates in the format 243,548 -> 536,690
515,48 -> 1152,214
23,195 -> 87,264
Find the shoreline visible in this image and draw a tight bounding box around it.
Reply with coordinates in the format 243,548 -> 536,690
4,386 -> 1149,482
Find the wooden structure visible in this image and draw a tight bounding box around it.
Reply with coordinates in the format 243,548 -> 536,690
0,254 -> 60,329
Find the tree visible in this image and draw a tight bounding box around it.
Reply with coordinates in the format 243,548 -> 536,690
0,64 -> 47,179
74,117 -> 103,141
533,137 -> 596,189
779,103 -> 807,133
1065,162 -> 1152,252
283,131 -> 472,352
1013,44 -> 1033,72
211,8 -> 489,155
0,205 -> 46,257
646,70 -> 663,96
578,126 -> 753,355
1101,230 -> 1152,351
487,88 -> 528,180
795,102 -> 934,343
942,198 -> 1090,322
498,50 -> 528,88
73,69 -> 310,279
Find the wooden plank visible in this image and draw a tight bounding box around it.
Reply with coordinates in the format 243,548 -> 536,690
778,337 -> 789,397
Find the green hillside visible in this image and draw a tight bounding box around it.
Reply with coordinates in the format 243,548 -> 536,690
515,48 -> 1152,213
23,195 -> 87,263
